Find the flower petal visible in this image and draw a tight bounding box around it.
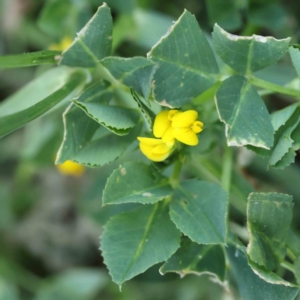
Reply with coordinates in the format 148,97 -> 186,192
139,143 -> 171,162
56,160 -> 85,176
168,109 -> 180,120
192,121 -> 203,133
152,140 -> 175,154
153,110 -> 171,138
162,126 -> 175,142
137,137 -> 164,146
172,110 -> 198,128
172,127 -> 198,146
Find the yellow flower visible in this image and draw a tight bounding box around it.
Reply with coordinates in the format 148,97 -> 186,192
153,109 -> 203,146
172,110 -> 203,146
56,160 -> 85,176
153,110 -> 180,142
49,36 -> 73,51
137,137 -> 175,162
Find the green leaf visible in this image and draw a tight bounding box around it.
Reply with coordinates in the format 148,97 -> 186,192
130,88 -> 155,130
248,3 -> 288,31
104,0 -> 135,13
212,24 -> 290,74
215,75 -> 274,149
170,180 -> 228,244
0,51 -> 59,69
103,162 -> 172,205
133,9 -> 173,50
286,230 -> 300,258
271,103 -> 299,132
295,259 -> 300,284
273,149 -> 297,169
247,192 -> 294,270
0,71 -> 87,138
289,46 -> 300,78
205,0 -> 242,31
100,203 -> 181,286
56,102 -> 141,166
249,104 -> 300,168
101,57 -> 156,99
0,67 -> 75,117
269,114 -> 300,167
38,0 -> 75,37
0,278 -> 19,300
160,238 -> 226,283
148,10 -> 219,108
247,259 -> 299,287
34,269 -> 108,300
60,4 -> 112,67
74,102 -> 140,136
227,244 -> 299,300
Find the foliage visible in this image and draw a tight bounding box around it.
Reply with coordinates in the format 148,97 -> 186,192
1,0 -> 300,299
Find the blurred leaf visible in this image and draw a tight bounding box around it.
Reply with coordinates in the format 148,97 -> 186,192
212,24 -> 290,74
101,57 -> 156,99
35,269 -> 108,300
289,47 -> 300,78
100,203 -> 181,286
160,238 -> 226,283
0,71 -> 87,138
0,278 -> 19,300
133,9 -> 173,49
247,193 -> 294,270
215,75 -> 274,149
0,51 -> 59,69
286,230 -> 300,258
205,0 -> 242,31
295,259 -> 300,284
38,0 -> 76,37
227,244 -> 299,300
60,4 -> 112,67
104,0 -> 136,13
112,14 -> 136,49
0,67 -> 75,117
170,180 -> 228,244
249,3 -> 288,31
103,162 -> 172,205
148,10 -> 219,108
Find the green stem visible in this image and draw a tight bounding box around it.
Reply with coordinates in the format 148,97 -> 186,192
170,159 -> 182,188
95,63 -> 119,86
229,222 -> 249,242
249,76 -> 300,99
280,261 -> 296,275
221,146 -> 233,194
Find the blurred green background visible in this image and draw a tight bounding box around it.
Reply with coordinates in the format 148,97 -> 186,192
1,0 -> 300,299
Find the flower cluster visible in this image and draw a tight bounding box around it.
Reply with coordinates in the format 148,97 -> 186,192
138,110 -> 203,161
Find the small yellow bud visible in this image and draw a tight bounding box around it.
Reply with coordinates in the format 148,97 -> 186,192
49,36 -> 73,51
56,160 -> 85,176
